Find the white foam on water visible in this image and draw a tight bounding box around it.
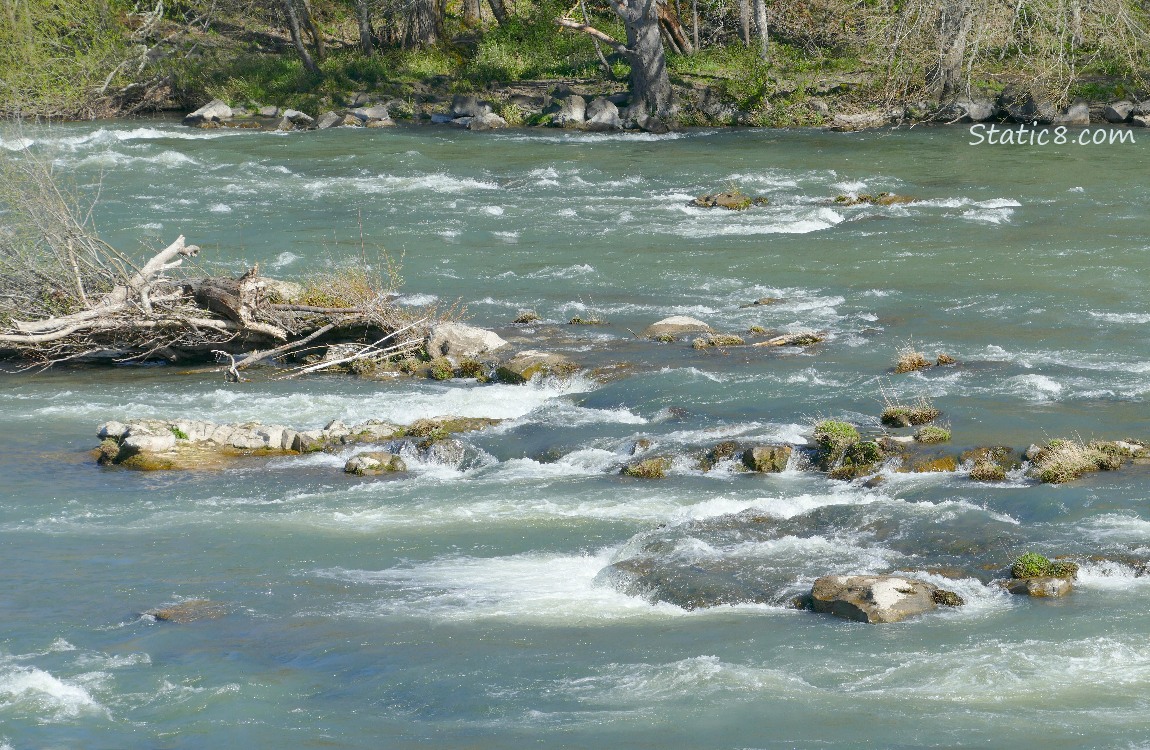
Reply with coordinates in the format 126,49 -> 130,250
1076,513 -> 1150,543
525,264 -> 596,279
482,205 -> 505,216
557,655 -> 814,705
673,207 -> 844,237
0,136 -> 34,151
270,251 -> 299,269
487,449 -> 621,481
314,548 -> 704,623
847,636 -> 1150,703
208,203 -> 232,213
832,180 -> 869,192
1088,311 -> 1150,325
302,173 -> 498,197
396,292 -> 439,306
0,666 -> 108,720
1005,373 -> 1063,401
1074,559 -> 1150,590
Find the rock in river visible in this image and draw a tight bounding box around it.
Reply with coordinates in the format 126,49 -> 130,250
810,574 -> 964,623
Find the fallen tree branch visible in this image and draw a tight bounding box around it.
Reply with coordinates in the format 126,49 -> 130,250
556,17 -> 630,55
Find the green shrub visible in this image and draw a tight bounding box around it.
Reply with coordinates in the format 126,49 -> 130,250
1011,552 -> 1079,579
915,425 -> 951,444
813,420 -> 859,452
429,357 -> 454,380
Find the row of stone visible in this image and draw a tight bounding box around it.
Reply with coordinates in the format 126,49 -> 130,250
182,99 -> 397,131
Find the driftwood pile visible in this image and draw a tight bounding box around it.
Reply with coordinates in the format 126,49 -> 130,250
0,235 -> 429,372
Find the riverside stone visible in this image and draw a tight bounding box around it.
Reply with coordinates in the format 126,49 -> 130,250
743,445 -> 792,472
1004,576 -> 1073,597
495,350 -> 578,384
1054,102 -> 1091,126
316,111 -> 342,129
182,99 -> 232,126
1102,101 -> 1134,123
451,94 -> 492,118
553,95 -> 586,127
585,98 -> 622,131
811,575 -> 962,623
641,316 -> 713,339
345,451 -> 406,476
427,322 -> 509,359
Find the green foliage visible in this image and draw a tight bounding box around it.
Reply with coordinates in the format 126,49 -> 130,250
915,425 -> 951,444
0,0 -> 133,117
1011,552 -> 1078,579
169,426 -> 190,440
463,2 -> 622,84
429,357 -> 454,380
813,420 -> 859,452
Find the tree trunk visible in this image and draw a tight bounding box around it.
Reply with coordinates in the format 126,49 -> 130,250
657,1 -> 692,55
929,0 -> 973,100
487,0 -> 508,25
279,0 -> 319,74
691,0 -> 699,50
356,0 -> 374,55
299,0 -> 326,59
463,0 -> 481,25
739,0 -> 751,46
609,0 -> 674,119
752,0 -> 768,61
404,0 -> 441,47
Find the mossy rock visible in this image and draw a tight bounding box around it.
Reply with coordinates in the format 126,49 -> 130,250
621,456 -> 672,478
457,358 -> 488,380
908,455 -> 958,473
569,316 -> 608,325
1010,552 -> 1079,580
95,438 -> 121,465
404,416 -> 501,440
513,311 -> 540,324
915,426 -> 951,444
880,407 -> 912,428
691,190 -> 767,210
894,350 -> 932,374
970,460 -> 1007,482
495,350 -> 579,384
931,590 -> 965,606
742,445 -> 792,473
429,357 -> 454,380
813,420 -> 859,452
118,452 -> 177,471
697,441 -> 741,471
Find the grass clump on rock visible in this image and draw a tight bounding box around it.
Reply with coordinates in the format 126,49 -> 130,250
512,310 -> 540,324
915,425 -> 951,444
970,460 -> 1007,481
814,420 -> 860,454
429,357 -> 454,380
621,456 -> 672,478
1031,439 -> 1123,483
1011,552 -> 1079,579
894,344 -> 932,374
880,397 -> 941,427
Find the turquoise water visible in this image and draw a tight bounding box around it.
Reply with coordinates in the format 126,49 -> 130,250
2,120 -> 1150,748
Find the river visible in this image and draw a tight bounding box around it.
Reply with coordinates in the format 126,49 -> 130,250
1,119 -> 1149,748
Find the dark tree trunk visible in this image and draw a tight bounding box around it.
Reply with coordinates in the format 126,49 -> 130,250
463,0 -> 481,25
929,0 -> 973,100
404,0 -> 442,47
752,0 -> 768,60
299,0 -> 326,59
691,0 -> 699,50
487,0 -> 508,24
610,0 -> 674,119
657,1 -> 692,54
280,0 -> 319,74
356,0 -> 374,55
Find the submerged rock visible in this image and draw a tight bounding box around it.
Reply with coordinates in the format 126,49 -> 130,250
810,575 -> 963,623
146,600 -> 228,623
691,190 -> 767,210
344,451 -> 406,476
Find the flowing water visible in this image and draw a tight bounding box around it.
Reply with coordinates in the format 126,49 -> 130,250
2,120 -> 1150,748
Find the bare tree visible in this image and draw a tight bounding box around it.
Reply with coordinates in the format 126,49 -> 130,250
355,0 -> 374,54
752,0 -> 769,60
279,0 -> 319,73
928,0 -> 972,99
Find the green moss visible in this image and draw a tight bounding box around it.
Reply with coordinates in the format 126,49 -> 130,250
748,325 -> 768,335
429,357 -> 454,380
652,333 -> 676,343
970,460 -> 1007,482
880,407 -> 912,428
846,440 -> 883,464
813,420 -> 860,452
1011,552 -> 1077,579
512,310 -> 540,324
570,316 -> 608,325
915,426 -> 951,444
118,453 -> 176,471
697,441 -> 741,471
621,456 -> 672,479
95,438 -> 121,465
457,358 -> 487,380
169,426 -> 190,441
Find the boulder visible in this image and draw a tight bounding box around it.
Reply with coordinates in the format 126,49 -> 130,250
1004,576 -> 1073,597
955,98 -> 997,122
97,420 -> 129,440
1054,102 -> 1090,126
182,99 -> 232,126
495,350 -> 578,384
340,114 -> 363,127
451,94 -> 492,118
635,113 -> 670,134
430,113 -> 454,124
448,117 -> 473,129
468,112 -> 508,131
426,322 -> 509,359
275,117 -> 296,132
257,105 -> 280,118
810,575 -> 963,623
344,451 -> 406,476
121,432 -> 177,455
553,95 -> 587,128
281,109 -> 314,126
641,316 -> 713,339
1131,115 -> 1150,128
316,111 -> 342,129
998,88 -> 1058,123
830,110 -> 891,131
1101,100 -> 1134,123
351,105 -> 391,121
423,438 -> 467,467
365,118 -> 396,128
743,445 -> 792,472
262,278 -> 304,304
585,97 -> 622,131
